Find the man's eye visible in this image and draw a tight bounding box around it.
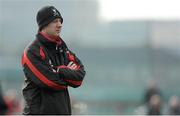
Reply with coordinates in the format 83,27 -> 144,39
53,20 -> 58,23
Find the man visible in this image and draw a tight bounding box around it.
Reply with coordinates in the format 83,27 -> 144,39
21,6 -> 86,115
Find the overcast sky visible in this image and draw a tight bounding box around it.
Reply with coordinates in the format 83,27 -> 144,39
98,0 -> 180,21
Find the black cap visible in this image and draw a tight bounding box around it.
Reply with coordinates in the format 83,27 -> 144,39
36,6 -> 63,31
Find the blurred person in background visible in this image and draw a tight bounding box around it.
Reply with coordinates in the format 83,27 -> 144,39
168,95 -> 180,115
0,82 -> 8,114
147,94 -> 162,115
134,80 -> 164,115
21,6 -> 86,115
144,79 -> 162,103
134,94 -> 163,115
3,89 -> 21,115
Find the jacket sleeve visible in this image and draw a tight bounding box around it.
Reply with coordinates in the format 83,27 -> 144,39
22,47 -> 67,91
57,50 -> 86,88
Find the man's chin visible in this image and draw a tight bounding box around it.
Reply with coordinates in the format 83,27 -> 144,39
56,32 -> 60,36
53,33 -> 59,37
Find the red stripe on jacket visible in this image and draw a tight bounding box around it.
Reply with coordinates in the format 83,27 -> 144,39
22,49 -> 67,90
40,46 -> 45,60
64,79 -> 82,86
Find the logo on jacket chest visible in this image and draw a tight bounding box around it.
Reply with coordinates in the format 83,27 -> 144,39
48,59 -> 57,73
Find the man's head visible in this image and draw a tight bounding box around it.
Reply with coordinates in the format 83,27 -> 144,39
36,6 -> 63,37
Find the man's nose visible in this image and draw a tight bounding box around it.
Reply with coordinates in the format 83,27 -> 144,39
57,21 -> 62,28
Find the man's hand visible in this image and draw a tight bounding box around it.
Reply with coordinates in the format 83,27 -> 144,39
67,61 -> 78,70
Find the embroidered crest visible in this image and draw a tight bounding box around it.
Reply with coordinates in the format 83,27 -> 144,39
52,9 -> 59,17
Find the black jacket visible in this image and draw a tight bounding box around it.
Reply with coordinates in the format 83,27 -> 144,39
21,32 -> 85,115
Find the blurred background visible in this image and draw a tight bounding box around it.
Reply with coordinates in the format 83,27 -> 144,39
0,0 -> 180,115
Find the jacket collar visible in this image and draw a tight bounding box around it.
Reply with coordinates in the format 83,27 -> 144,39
36,32 -> 66,50
38,32 -> 62,45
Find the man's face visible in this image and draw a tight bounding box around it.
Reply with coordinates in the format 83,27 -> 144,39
45,18 -> 62,37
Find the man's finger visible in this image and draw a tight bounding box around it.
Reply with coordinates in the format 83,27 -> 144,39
71,64 -> 77,69
67,61 -> 73,67
68,63 -> 76,69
